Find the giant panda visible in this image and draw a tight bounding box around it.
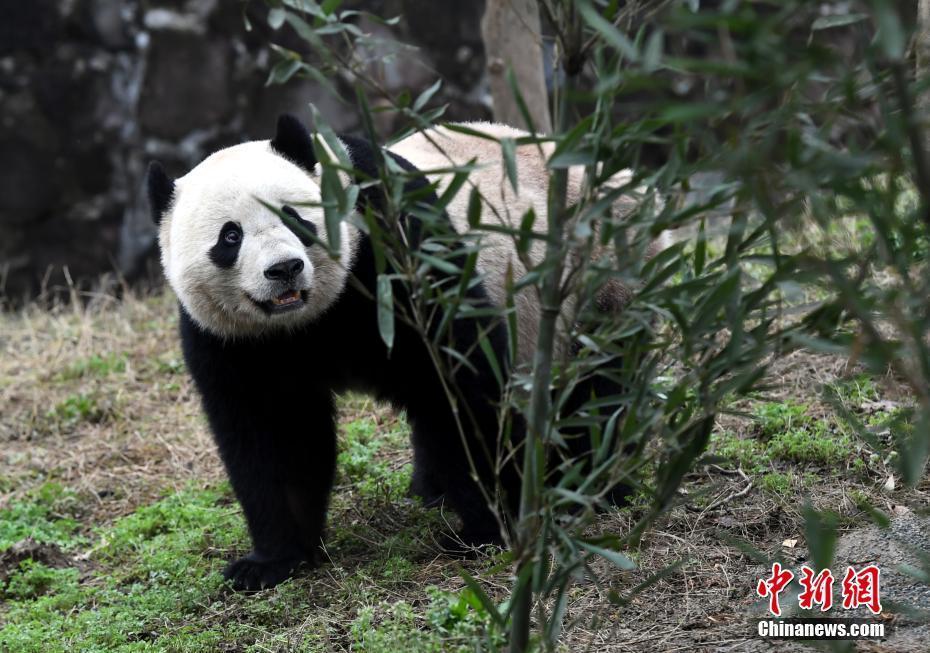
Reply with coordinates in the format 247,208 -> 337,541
147,114 -> 656,591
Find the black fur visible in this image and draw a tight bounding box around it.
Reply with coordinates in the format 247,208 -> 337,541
270,114 -> 318,173
208,222 -> 243,269
146,161 -> 175,224
281,205 -> 317,246
180,121 -> 520,591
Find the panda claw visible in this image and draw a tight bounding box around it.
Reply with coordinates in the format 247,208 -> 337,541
222,553 -> 305,591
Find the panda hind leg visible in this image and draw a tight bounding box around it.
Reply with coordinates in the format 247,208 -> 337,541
558,369 -> 635,507
408,436 -> 445,508
407,414 -> 507,550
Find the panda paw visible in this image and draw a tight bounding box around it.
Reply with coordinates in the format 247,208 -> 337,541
222,552 -> 306,591
408,468 -> 445,508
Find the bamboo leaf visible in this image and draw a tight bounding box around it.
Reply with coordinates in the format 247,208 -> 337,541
459,569 -> 506,628
811,13 -> 867,30
506,67 -> 540,134
578,2 -> 639,62
693,218 -> 706,276
321,0 -> 342,15
413,79 -> 442,112
376,275 -> 394,351
467,186 -> 482,228
869,0 -> 905,60
501,138 -> 518,193
642,28 -> 664,72
516,209 -> 537,255
577,540 -> 636,570
268,7 -> 287,29
803,502 -> 837,571
266,58 -> 302,86
477,331 -> 504,389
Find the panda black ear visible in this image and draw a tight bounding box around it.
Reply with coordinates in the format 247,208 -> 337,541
271,114 -> 318,173
146,161 -> 175,225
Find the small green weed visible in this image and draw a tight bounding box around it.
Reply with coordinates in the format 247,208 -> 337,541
751,402 -> 857,466
829,374 -> 880,407
0,485 -> 243,652
767,419 -> 855,466
753,401 -> 810,437
154,354 -> 185,376
349,588 -> 494,653
0,483 -> 84,552
758,471 -> 797,495
3,561 -> 80,601
867,407 -> 915,436
340,416 -> 412,502
709,431 -> 770,472
47,393 -> 110,427
426,586 -> 498,639
58,354 -> 126,381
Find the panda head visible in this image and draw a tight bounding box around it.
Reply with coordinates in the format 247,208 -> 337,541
147,115 -> 356,339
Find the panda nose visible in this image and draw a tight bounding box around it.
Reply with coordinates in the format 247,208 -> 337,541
264,258 -> 304,281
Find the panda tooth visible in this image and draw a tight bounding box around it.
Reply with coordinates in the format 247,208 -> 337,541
271,291 -> 300,306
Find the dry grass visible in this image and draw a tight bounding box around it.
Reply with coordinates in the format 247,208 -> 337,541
0,291 -> 221,521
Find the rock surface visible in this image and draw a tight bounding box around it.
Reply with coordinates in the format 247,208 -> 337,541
0,0 -> 490,304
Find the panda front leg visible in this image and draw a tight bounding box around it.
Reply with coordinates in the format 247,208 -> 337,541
206,393 -> 337,591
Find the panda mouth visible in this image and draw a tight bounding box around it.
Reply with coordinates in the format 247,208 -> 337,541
252,289 -> 308,314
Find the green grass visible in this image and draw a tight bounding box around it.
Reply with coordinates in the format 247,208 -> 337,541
0,481 -> 493,652
710,430 -> 769,472
0,483 -> 85,552
3,560 -> 81,602
339,414 -> 412,502
758,471 -> 797,495
752,401 -> 811,438
754,401 -> 856,466
829,373 -> 880,407
766,418 -> 854,465
0,485 -> 240,652
47,392 -> 111,427
349,589 -> 497,653
710,399 -> 864,484
0,408 -> 495,653
57,353 -> 127,381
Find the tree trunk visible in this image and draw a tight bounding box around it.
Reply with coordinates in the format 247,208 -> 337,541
916,0 -> 930,221
915,0 -> 930,123
481,0 -> 552,133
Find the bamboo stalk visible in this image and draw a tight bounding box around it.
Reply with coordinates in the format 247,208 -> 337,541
509,5 -> 580,649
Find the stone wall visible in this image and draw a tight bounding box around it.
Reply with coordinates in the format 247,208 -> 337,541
0,0 -> 489,303
0,0 -> 887,304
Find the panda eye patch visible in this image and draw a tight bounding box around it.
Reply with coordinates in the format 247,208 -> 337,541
221,223 -> 242,246
209,221 -> 243,269
279,205 -> 317,247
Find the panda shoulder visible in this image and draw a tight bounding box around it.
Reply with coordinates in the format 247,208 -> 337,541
440,121 -> 528,140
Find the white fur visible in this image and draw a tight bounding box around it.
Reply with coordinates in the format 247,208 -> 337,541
160,140 -> 357,340
390,122 -> 651,366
